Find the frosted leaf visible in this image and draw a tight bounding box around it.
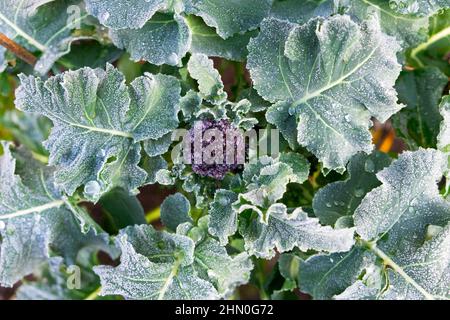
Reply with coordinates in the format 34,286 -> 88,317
0,0 -> 89,74
85,0 -> 166,29
160,193 -> 193,232
313,152 -> 391,226
183,0 -> 272,39
438,96 -> 450,195
0,46 -> 6,72
438,96 -> 450,153
15,64 -> 181,201
0,142 -> 113,287
249,16 -> 403,171
239,154 -> 310,215
346,0 -> 429,50
389,0 -> 449,16
94,225 -> 219,300
380,224 -> 450,300
178,217 -> 253,298
208,189 -> 238,245
354,149 -> 449,241
186,16 -> 255,62
239,203 -> 355,259
270,0 -> 335,24
187,53 -> 227,105
333,281 -> 379,300
297,247 -> 375,300
16,257 -> 104,300
110,13 -> 191,66
342,149 -> 450,300
143,132 -> 172,157
393,68 -> 448,149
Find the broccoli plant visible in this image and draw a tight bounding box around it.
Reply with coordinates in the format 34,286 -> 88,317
0,0 -> 449,301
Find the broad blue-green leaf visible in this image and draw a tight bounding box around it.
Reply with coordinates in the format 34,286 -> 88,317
16,255 -> 112,300
249,16 -> 403,171
208,189 -> 238,245
313,152 -> 391,226
392,67 -> 448,149
238,154 -> 310,220
143,132 -> 172,157
390,0 -> 449,16
270,0 -> 335,24
333,280 -> 379,300
298,247 -> 375,300
178,217 -> 253,298
354,149 -> 449,241
85,0 -> 166,29
346,0 -> 429,50
347,149 -> 450,300
438,96 -> 450,152
239,203 -> 355,259
0,0 -> 89,74
94,225 -> 219,300
0,142 -> 112,287
16,64 -> 181,201
379,223 -> 450,300
183,0 -> 273,39
160,193 -> 192,231
0,46 -> 6,72
0,111 -> 51,156
99,188 -> 146,229
186,15 -> 255,61
110,13 -> 191,66
187,53 -> 227,105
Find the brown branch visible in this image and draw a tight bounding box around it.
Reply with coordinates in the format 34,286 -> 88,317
0,32 -> 37,66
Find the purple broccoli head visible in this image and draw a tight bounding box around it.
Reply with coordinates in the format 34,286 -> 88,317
187,119 -> 245,180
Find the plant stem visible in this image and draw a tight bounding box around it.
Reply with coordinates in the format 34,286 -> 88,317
364,241 -> 435,300
0,32 -> 37,66
85,286 -> 101,300
410,26 -> 450,68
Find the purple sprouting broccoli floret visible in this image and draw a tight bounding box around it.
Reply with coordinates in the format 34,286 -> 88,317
188,119 -> 245,180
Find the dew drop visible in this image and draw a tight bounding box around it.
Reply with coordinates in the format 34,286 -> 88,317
364,159 -> 375,173
0,221 -> 5,231
84,181 -> 101,198
101,11 -> 110,22
354,188 -> 365,198
325,202 -> 332,208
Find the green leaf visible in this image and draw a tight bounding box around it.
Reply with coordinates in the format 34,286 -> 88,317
349,149 -> 450,300
298,247 -> 375,300
178,217 -> 253,298
15,64 -> 181,201
110,13 -> 191,66
346,0 -> 429,50
239,203 -> 355,259
354,149 -> 449,241
208,189 -> 238,245
390,0 -> 449,16
99,188 -> 146,230
270,0 -> 335,24
85,0 -> 166,29
393,67 -> 448,149
186,15 -> 255,62
249,15 -> 403,171
94,224 -> 219,300
438,96 -> 450,195
238,154 -> 310,217
187,53 -> 227,105
160,193 -> 193,232
0,142 -> 113,287
183,0 -> 273,39
313,152 -> 391,226
0,0 -> 89,74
